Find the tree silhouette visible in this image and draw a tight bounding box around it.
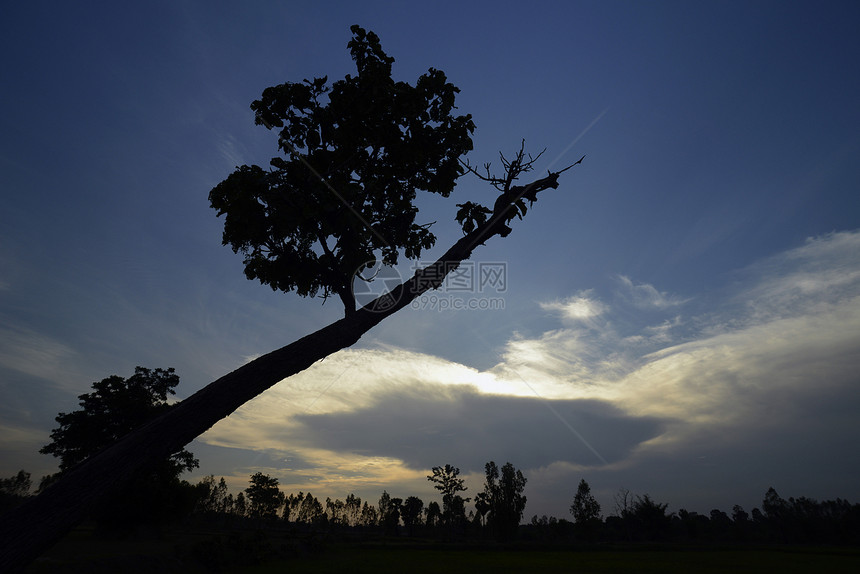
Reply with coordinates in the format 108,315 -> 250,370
0,25 -> 582,571
570,478 -> 601,524
401,496 -> 424,536
762,486 -> 787,521
0,471 -> 31,500
40,367 -> 197,475
245,472 -> 285,520
344,493 -> 362,527
570,478 -> 601,540
427,464 -> 470,531
210,25 -> 474,317
194,475 -> 230,516
234,492 -> 247,517
478,461 -> 527,541
629,494 -> 672,540
360,500 -> 379,527
0,471 -> 32,515
39,367 -> 199,533
378,490 -> 402,534
325,496 -> 346,526
425,500 -> 442,528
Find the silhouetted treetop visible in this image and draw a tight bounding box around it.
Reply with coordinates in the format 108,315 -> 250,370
209,25 -> 475,316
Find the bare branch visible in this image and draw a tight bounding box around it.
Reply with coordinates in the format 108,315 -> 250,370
553,154 -> 586,176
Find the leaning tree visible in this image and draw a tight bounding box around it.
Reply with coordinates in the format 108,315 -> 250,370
0,25 -> 583,571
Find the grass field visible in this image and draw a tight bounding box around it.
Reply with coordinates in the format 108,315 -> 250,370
249,545 -> 860,574
26,527 -> 860,573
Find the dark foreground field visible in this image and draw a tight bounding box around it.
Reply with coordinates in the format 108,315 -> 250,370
25,527 -> 860,573
265,546 -> 860,574
254,548 -> 860,574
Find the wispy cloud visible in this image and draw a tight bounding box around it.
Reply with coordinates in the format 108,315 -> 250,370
0,326 -> 77,386
539,291 -> 608,323
616,275 -> 690,309
735,230 -> 860,322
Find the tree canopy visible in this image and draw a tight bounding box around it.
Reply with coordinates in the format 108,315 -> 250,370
427,464 -> 470,530
477,461 -> 528,541
38,367 -> 199,532
209,25 -> 475,316
570,478 -> 601,525
245,472 -> 285,520
40,366 -> 197,476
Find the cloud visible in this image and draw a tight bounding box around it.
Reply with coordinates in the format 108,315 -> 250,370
291,384 -> 667,472
617,275 -> 689,309
200,348 -> 511,452
539,291 -> 608,323
0,325 -> 76,385
0,422 -> 47,449
196,230 -> 860,513
616,299 -> 860,424
734,230 -> 860,323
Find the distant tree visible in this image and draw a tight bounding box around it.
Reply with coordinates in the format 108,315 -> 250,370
245,472 -> 285,520
378,491 -> 403,534
570,478 -> 601,525
448,494 -> 469,533
428,464 -> 470,532
529,514 -> 573,541
40,367 -> 197,475
325,496 -> 346,526
194,475 -> 229,515
297,492 -> 325,526
0,25 -> 583,571
762,486 -> 787,520
234,492 -> 247,517
676,508 -> 709,541
570,478 -> 601,540
401,496 -> 424,536
709,508 -> 732,539
630,494 -> 672,540
344,493 -> 362,527
479,461 -> 528,541
731,504 -> 749,523
473,491 -> 490,528
0,471 -> 32,515
36,473 -> 59,494
425,500 -> 442,528
751,507 -> 765,524
614,487 -> 632,518
0,471 -> 31,499
38,367 -> 198,532
360,501 -> 379,527
284,491 -> 303,522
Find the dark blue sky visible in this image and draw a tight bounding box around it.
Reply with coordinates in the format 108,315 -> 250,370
2,0 -> 859,518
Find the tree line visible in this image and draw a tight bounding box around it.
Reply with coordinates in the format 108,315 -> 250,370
5,465 -> 859,546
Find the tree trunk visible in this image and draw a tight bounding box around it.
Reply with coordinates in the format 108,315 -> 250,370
0,171 -> 566,571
